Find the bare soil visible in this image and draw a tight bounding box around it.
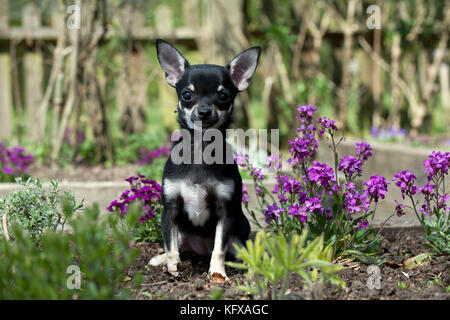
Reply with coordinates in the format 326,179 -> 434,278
127,228 -> 449,300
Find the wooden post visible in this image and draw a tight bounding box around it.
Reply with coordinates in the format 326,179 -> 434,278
23,3 -> 43,142
440,64 -> 450,126
0,54 -> 12,140
155,4 -> 178,132
0,1 -> 11,140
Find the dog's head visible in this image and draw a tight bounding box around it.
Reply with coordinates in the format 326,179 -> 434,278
156,39 -> 261,130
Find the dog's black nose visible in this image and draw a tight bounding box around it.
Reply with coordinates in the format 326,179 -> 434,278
198,108 -> 212,119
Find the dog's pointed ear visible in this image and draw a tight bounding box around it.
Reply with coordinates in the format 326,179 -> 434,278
227,46 -> 261,91
156,39 -> 190,87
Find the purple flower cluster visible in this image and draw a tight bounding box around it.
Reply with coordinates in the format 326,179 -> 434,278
288,136 -> 318,163
344,183 -> 370,214
296,105 -> 317,134
267,154 -> 282,171
316,117 -> 338,137
423,151 -> 450,181
263,203 -> 284,224
364,175 -> 390,203
392,170 -> 417,199
242,185 -> 250,203
355,142 -> 373,162
235,152 -> 265,180
107,174 -> 162,223
0,142 -> 35,177
394,200 -> 406,217
138,146 -> 171,165
308,161 -> 336,191
338,155 -> 362,179
371,126 -> 407,140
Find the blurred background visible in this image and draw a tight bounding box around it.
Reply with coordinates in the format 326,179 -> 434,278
0,0 -> 448,169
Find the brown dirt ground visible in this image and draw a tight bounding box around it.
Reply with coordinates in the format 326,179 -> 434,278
127,228 -> 449,300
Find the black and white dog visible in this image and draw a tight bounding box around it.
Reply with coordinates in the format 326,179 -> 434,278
149,39 -> 261,279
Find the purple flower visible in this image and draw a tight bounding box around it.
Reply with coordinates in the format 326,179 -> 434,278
296,105 -> 317,129
287,203 -> 308,223
423,151 -> 450,181
2,166 -> 13,175
316,117 -> 338,136
267,154 -> 282,170
288,135 -> 318,163
308,161 -> 336,190
344,188 -> 370,214
358,219 -> 369,229
234,152 -> 248,168
355,142 -> 372,162
304,197 -> 323,215
138,146 -> 170,165
394,200 -> 406,217
338,155 -> 362,179
392,170 -> 417,199
364,175 -> 390,203
242,185 -> 250,203
263,203 -> 284,224
107,175 -> 162,222
250,167 -> 265,180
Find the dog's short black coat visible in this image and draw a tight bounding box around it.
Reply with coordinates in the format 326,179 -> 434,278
151,39 -> 261,277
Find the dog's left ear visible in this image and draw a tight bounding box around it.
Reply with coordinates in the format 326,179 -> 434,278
156,39 -> 190,87
227,46 -> 261,91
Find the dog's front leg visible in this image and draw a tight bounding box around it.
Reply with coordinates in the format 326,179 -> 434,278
161,203 -> 181,277
209,206 -> 232,280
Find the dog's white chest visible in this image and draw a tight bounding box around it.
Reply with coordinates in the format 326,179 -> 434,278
163,178 -> 234,226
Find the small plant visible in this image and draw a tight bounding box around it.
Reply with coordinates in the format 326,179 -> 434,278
392,151 -> 449,255
0,177 -> 83,245
227,229 -> 345,300
0,202 -> 142,299
397,281 -> 409,290
0,142 -> 35,182
239,105 -> 386,263
107,174 -> 163,242
208,287 -> 225,300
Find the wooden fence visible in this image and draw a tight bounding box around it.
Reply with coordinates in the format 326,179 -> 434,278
0,0 -> 246,141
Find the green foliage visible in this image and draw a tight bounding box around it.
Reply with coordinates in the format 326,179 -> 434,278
0,202 -> 142,299
137,157 -> 167,184
420,214 -> 450,256
129,209 -> 163,243
0,177 -> 83,244
115,133 -> 168,166
208,286 -> 225,300
227,230 -> 345,300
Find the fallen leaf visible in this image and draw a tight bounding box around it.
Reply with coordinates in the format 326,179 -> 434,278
208,272 -> 226,284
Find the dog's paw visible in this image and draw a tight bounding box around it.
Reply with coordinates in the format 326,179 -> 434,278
149,253 -> 167,266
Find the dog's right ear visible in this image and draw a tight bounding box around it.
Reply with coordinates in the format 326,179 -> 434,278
156,39 -> 190,87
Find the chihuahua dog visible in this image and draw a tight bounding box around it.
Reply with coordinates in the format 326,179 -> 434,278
149,39 -> 261,279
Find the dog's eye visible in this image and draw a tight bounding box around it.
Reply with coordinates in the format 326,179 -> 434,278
182,91 -> 192,101
218,92 -> 229,102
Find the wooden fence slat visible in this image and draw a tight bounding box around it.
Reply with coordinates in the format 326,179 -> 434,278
24,53 -> 43,142
0,54 -> 12,140
22,3 -> 44,142
0,0 -> 8,30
